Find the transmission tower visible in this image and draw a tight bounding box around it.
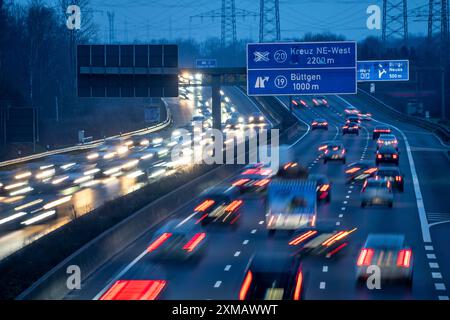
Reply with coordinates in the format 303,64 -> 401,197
259,0 -> 280,42
382,0 -> 408,45
107,11 -> 115,44
411,1 -> 449,62
190,1 -> 258,47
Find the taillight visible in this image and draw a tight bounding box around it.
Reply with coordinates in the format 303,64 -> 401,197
364,167 -> 378,174
232,178 -> 250,186
319,184 -> 330,192
393,154 -> 398,159
357,248 -> 374,266
395,176 -> 402,181
346,167 -> 360,174
183,233 -> 206,252
225,200 -> 243,212
312,122 -> 317,125
341,149 -> 346,155
324,150 -> 329,154
397,249 -> 412,268
239,271 -> 253,300
293,270 -> 303,300
255,179 -> 270,187
289,230 -> 317,246
195,200 -> 215,212
377,154 -> 382,159
147,233 -> 172,252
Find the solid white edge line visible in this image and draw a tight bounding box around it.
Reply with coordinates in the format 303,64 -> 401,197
335,95 -> 432,243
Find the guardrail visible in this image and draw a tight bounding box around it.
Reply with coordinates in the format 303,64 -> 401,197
0,101 -> 172,168
358,88 -> 450,143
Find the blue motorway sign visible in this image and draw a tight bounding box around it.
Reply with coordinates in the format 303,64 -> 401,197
357,60 -> 409,82
247,41 -> 357,96
195,59 -> 218,68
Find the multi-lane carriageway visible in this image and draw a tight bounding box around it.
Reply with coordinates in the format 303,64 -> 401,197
63,88 -> 449,301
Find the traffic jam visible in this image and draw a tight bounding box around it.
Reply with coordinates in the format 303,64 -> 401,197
99,97 -> 414,301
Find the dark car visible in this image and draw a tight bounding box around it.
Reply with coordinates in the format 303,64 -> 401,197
356,234 -> 413,286
377,134 -> 398,150
312,96 -> 329,107
308,174 -> 332,202
311,118 -> 328,130
322,142 -> 346,164
373,125 -> 391,140
342,121 -> 359,135
375,166 -> 404,192
289,226 -> 356,258
361,177 -> 394,208
345,161 -> 378,183
194,185 -> 243,225
376,145 -> 399,166
345,115 -> 361,124
248,112 -> 265,125
239,253 -> 304,300
146,219 -> 206,261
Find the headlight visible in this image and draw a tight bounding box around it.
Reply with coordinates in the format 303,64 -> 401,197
238,117 -> 244,122
259,116 -> 264,121
249,116 -> 254,122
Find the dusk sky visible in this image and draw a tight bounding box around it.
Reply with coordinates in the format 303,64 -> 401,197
85,0 -> 428,42
17,0 -> 431,42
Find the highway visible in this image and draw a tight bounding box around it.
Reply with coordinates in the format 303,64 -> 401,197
0,85 -> 261,260
59,89 -> 449,301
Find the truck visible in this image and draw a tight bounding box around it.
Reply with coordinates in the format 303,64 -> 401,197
265,145 -> 317,235
265,179 -> 317,235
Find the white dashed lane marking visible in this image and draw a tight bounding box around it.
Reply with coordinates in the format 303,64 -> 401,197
432,272 -> 442,279
319,282 -> 326,289
243,240 -> 249,245
234,251 -> 241,257
251,229 -> 257,234
322,266 -> 328,272
214,281 -> 222,288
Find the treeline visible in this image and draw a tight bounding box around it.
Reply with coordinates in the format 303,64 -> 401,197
0,0 -> 95,119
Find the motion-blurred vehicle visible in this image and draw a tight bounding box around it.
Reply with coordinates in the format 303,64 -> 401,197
194,185 -> 243,225
308,174 -> 332,202
345,115 -> 361,124
376,145 -> 399,166
239,253 -> 304,300
312,96 -> 329,107
356,234 -> 413,286
191,115 -> 211,129
291,97 -> 308,107
100,279 -> 167,300
375,166 -> 404,192
289,226 -> 356,258
311,118 -> 328,130
358,111 -> 372,121
248,112 -> 265,125
361,178 -> 394,208
322,142 -> 346,164
344,106 -> 360,114
345,161 -> 378,183
376,134 -> 398,150
225,117 -> 241,130
232,164 -> 273,194
146,219 -> 206,260
372,125 -> 391,140
342,121 -> 359,135
265,179 -> 317,234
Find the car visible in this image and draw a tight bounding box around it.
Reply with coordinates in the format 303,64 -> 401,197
308,174 -> 332,202
322,142 -> 346,164
291,97 -> 308,107
232,164 -> 273,194
376,134 -> 398,150
358,111 -> 372,121
239,253 -> 304,300
345,161 -> 378,183
229,112 -> 245,124
356,234 -> 413,286
372,125 -> 391,140
311,118 -> 328,130
342,122 -> 359,135
289,226 -> 356,258
248,112 -> 265,125
376,145 -> 399,165
344,106 -> 360,114
191,115 -> 211,129
194,185 -> 243,225
375,166 -> 404,192
146,219 -> 206,261
312,96 -> 329,107
225,117 -> 241,130
100,279 -> 167,300
360,177 -> 394,208
345,115 -> 361,124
